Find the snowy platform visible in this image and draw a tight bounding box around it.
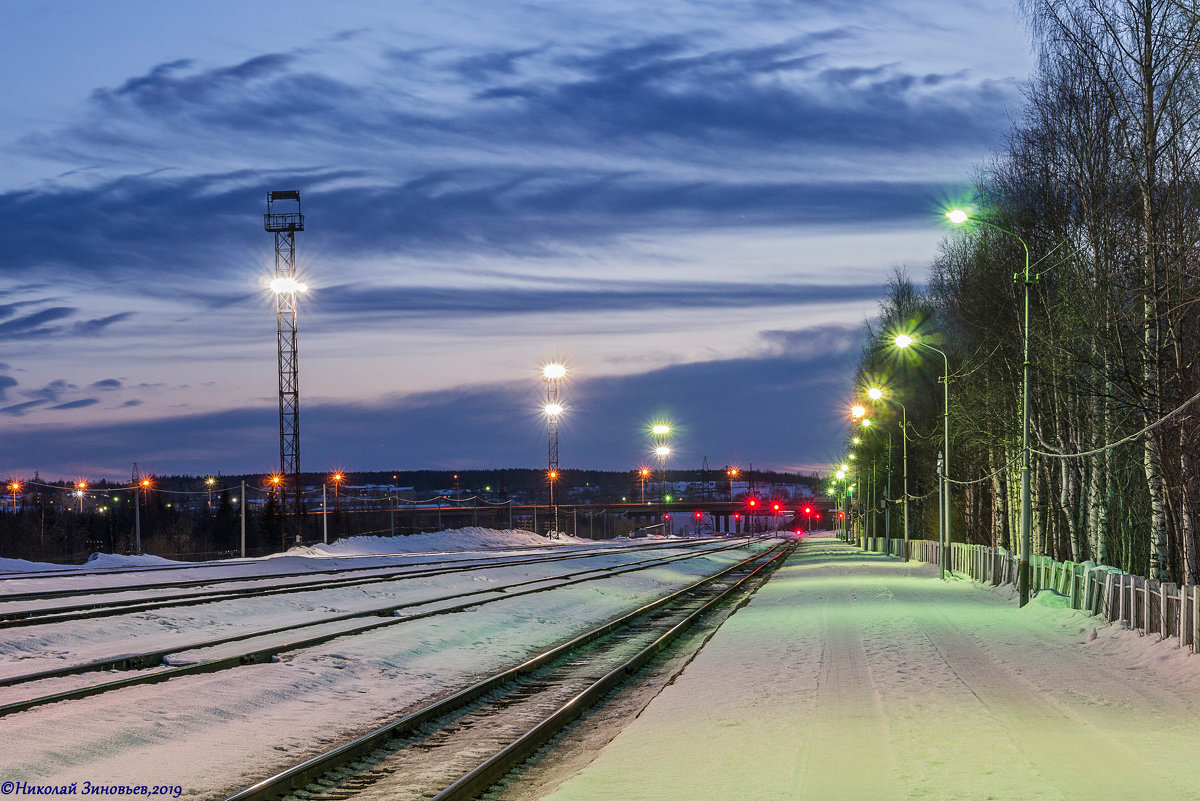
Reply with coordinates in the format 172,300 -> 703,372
544,534 -> 1200,801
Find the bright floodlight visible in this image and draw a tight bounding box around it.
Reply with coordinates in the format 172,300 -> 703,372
894,333 -> 914,348
861,418 -> 872,427
852,437 -> 861,445
270,276 -> 308,294
851,404 -> 866,419
542,363 -> 567,380
946,209 -> 969,224
544,402 -> 564,418
840,464 -> 849,472
652,424 -> 670,436
867,387 -> 883,400
655,445 -> 671,457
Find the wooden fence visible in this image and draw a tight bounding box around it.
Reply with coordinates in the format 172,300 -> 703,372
856,535 -> 1200,654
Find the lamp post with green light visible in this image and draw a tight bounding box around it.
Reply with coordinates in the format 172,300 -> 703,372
894,333 -> 950,580
867,386 -> 909,559
946,208 -> 1033,606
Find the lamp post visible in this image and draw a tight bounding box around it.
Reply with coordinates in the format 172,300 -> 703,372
136,478 -> 150,555
638,468 -> 650,504
331,473 -> 344,511
867,386 -> 909,559
946,208 -> 1033,606
726,466 -> 739,502
895,333 -> 951,579
206,477 -> 215,511
655,445 -> 670,500
542,363 -> 566,536
9,481 -> 19,514
856,417 -> 879,539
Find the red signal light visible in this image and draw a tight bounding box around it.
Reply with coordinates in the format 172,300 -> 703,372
748,499 -> 756,507
664,513 -> 671,520
772,503 -> 780,512
804,506 -> 812,515
694,511 -> 702,519
837,511 -> 845,519
733,513 -> 741,520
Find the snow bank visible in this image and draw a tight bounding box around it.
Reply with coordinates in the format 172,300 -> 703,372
0,552 -> 183,574
301,527 -> 593,557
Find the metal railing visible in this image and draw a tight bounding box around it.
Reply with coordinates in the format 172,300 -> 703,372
857,536 -> 1200,654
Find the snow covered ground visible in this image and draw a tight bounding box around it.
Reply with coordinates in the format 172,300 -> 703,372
543,533 -> 1200,801
0,529 -> 769,797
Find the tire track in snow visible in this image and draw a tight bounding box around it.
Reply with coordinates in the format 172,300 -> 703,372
787,544 -> 899,800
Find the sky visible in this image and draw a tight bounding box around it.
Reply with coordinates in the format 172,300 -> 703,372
0,1 -> 1033,481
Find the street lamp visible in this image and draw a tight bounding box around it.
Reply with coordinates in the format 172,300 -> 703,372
638,467 -> 650,504
946,208 -> 1033,606
206,477 -> 215,511
726,466 -> 739,502
655,445 -> 670,503
331,472 -> 344,511
894,332 -> 951,579
866,385 -> 910,559
9,481 -> 19,513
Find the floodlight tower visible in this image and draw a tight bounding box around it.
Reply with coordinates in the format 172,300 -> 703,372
264,190 -> 305,544
543,363 -> 566,474
542,363 -> 566,533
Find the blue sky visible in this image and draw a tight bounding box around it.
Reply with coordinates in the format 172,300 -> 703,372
0,1 -> 1032,480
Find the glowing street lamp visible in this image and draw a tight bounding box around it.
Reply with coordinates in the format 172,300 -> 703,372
946,208 -> 1034,606
726,466 -> 739,502
9,481 -> 20,513
75,481 -> 87,514
639,467 -> 650,504
332,472 -> 344,510
894,332 -> 951,579
206,476 -> 216,510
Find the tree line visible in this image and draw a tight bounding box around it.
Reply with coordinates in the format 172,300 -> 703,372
853,0 -> 1200,583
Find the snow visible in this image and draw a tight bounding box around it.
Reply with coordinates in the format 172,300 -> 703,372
543,534 -> 1200,801
7,530 -> 1200,800
301,527 -> 593,556
0,529 -> 770,797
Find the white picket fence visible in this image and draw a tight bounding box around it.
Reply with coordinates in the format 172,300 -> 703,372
857,535 -> 1200,654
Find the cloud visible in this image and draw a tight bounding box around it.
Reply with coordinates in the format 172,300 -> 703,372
90,378 -> 123,390
314,280 -> 885,320
1,399 -> 48,417
73,312 -> 134,336
27,379 -> 79,402
47,398 -> 100,411
759,322 -> 864,359
3,323 -> 857,475
0,375 -> 18,400
0,306 -> 75,336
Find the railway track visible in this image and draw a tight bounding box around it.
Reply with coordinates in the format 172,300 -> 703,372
0,539 -> 736,628
0,539 -> 766,717
222,541 -> 794,801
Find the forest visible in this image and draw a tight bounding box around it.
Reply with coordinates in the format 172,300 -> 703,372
851,0 -> 1200,584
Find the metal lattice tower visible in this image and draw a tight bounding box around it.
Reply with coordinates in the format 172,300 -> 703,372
546,381 -> 560,473
264,190 -> 304,543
